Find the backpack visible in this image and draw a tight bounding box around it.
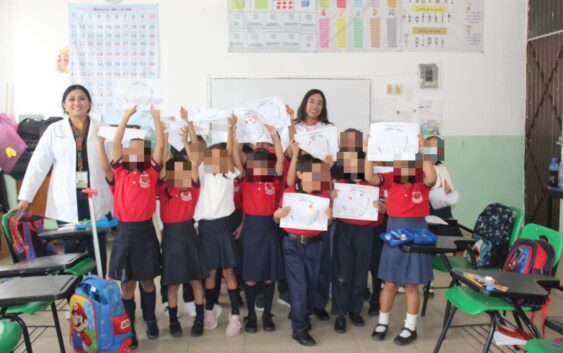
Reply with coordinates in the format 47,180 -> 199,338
70,275 -> 133,353
7,212 -> 57,261
466,203 -> 514,267
0,113 -> 27,173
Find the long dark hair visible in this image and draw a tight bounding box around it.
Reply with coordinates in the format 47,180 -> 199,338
62,84 -> 92,114
295,89 -> 331,125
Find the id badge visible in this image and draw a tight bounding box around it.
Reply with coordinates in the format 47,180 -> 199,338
76,171 -> 88,189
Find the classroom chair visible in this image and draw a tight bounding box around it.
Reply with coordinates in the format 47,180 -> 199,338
0,319 -> 23,353
525,308 -> 563,352
421,206 -> 524,317
433,223 -> 563,353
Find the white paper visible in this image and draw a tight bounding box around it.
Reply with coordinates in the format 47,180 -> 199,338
280,193 -> 330,231
367,122 -> 419,161
233,108 -> 273,144
245,96 -> 290,129
294,126 -> 338,161
188,106 -> 231,122
333,183 -> 379,221
210,123 -> 229,146
113,79 -> 163,110
425,215 -> 448,226
493,331 -> 528,346
373,166 -> 394,174
429,188 -> 460,210
97,125 -> 147,143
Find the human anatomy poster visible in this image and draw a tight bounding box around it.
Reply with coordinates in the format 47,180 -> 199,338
69,4 -> 160,113
280,193 -> 330,231
333,183 -> 379,221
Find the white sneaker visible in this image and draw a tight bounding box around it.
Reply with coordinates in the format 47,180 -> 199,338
184,301 -> 196,317
225,314 -> 241,336
204,304 -> 223,330
397,286 -> 405,294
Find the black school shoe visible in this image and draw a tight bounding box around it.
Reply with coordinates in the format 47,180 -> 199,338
262,313 -> 276,332
371,324 -> 388,341
146,320 -> 159,339
130,330 -> 138,350
334,316 -> 346,334
287,312 -> 312,331
292,330 -> 316,346
191,317 -> 204,337
393,327 -> 417,345
349,312 -> 365,327
368,302 -> 380,317
169,321 -> 183,338
312,308 -> 330,321
244,314 -> 258,333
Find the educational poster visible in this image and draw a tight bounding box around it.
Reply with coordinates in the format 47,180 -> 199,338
317,0 -> 401,51
280,193 -> 330,231
401,0 -> 484,52
417,99 -> 443,136
333,183 -> 379,221
228,0 -> 317,52
69,4 -> 160,113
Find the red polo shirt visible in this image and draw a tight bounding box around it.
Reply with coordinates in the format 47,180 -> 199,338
157,181 -> 200,223
241,177 -> 283,216
384,173 -> 430,218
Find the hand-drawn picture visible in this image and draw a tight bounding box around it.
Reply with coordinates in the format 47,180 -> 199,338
97,125 -> 147,143
186,106 -> 231,122
368,122 -> 419,161
333,183 -> 379,221
280,193 -> 330,231
294,126 -> 338,161
113,79 -> 162,110
234,108 -> 273,144
245,97 -> 290,129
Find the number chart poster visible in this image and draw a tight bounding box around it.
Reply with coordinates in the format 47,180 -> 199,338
229,0 -> 317,52
69,4 -> 160,113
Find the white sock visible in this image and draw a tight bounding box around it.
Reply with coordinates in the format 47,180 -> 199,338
376,311 -> 390,333
399,313 -> 417,338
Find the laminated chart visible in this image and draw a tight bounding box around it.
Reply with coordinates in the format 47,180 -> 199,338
402,0 -> 483,51
69,4 -> 159,113
317,0 -> 401,51
229,0 -> 317,52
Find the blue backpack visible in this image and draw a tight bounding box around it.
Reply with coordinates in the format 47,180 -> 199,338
466,203 -> 514,267
69,275 -> 132,353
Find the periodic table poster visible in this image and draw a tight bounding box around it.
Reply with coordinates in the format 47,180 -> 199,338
69,4 -> 160,113
228,0 -> 483,52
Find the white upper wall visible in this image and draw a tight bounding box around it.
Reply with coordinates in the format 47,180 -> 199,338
0,0 -> 527,136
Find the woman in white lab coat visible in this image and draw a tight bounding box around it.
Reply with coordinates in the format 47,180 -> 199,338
10,84 -> 113,276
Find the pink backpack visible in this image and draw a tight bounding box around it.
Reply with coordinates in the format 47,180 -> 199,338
0,113 -> 27,173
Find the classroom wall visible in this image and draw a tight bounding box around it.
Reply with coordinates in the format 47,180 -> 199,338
0,0 -> 528,225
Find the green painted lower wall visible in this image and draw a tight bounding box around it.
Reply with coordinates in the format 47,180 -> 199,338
443,136 -> 524,227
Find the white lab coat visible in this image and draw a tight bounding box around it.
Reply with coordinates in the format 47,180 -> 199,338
18,118 -> 113,222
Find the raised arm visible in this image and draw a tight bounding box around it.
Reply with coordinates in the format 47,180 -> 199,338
419,136 -> 437,187
97,133 -> 114,182
227,115 -> 237,172
286,139 -> 299,187
285,105 -> 296,159
180,106 -> 198,145
265,125 -> 284,176
151,106 -> 164,165
365,159 -> 382,186
112,106 -> 137,162
160,124 -> 168,179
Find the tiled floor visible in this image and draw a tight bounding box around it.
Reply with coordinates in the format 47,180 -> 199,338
5,250 -> 563,353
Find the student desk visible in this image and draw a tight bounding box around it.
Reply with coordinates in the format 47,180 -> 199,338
0,275 -> 80,353
0,253 -> 87,278
38,228 -> 108,241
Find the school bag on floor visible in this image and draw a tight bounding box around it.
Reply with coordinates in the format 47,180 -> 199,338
69,275 -> 132,353
466,203 -> 514,267
6,211 -> 57,261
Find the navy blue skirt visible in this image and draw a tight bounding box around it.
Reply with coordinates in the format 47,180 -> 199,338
240,214 -> 285,282
161,220 -> 208,285
377,217 -> 433,285
198,216 -> 239,270
108,220 -> 161,282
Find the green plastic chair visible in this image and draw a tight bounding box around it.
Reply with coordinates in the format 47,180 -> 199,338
433,223 -> 563,353
0,319 -> 23,353
525,339 -> 563,353
421,206 -> 524,317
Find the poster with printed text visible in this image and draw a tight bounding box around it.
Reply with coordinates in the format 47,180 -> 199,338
69,4 -> 160,113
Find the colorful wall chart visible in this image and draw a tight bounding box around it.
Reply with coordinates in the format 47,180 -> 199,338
228,0 -> 483,52
229,0 -> 317,52
69,4 -> 160,113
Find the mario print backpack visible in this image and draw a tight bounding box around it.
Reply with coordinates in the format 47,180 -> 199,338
69,275 -> 132,353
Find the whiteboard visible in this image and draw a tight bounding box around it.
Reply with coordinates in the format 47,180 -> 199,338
209,77 -> 372,133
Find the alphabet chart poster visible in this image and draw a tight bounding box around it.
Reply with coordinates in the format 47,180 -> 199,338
402,0 -> 483,52
228,0 -> 317,52
69,4 -> 160,113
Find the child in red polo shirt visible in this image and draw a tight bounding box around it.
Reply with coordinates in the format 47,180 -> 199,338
368,136 -> 437,346
237,125 -> 285,333
106,106 -> 164,349
157,118 -> 207,338
273,149 -> 333,347
330,129 -> 384,334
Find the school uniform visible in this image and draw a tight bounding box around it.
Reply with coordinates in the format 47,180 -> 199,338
240,177 -> 284,282
331,179 -> 375,316
369,180 -> 390,308
157,181 -> 208,286
280,183 -> 330,333
377,180 -> 433,285
107,159 -> 162,282
194,169 -> 240,270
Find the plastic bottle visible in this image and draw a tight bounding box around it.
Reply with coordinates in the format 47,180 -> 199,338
549,158 -> 559,187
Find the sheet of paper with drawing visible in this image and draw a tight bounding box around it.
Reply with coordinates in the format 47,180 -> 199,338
333,183 -> 379,221
187,106 -> 231,123
280,193 -> 330,231
367,122 -> 419,161
245,96 -> 290,129
294,126 -> 338,161
97,125 -> 147,143
113,79 -> 163,110
233,108 -> 272,144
